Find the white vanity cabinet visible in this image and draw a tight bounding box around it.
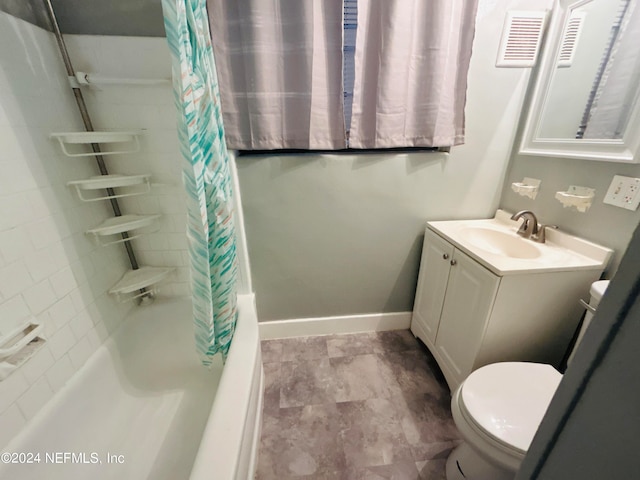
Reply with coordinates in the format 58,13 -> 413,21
411,226 -> 607,392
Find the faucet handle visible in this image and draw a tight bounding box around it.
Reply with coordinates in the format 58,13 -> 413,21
533,224 -> 558,243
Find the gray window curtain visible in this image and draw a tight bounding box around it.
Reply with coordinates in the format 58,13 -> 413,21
207,0 -> 346,150
348,0 -> 479,148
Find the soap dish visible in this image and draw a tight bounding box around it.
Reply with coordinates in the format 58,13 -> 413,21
511,177 -> 541,199
0,321 -> 46,381
555,186 -> 595,213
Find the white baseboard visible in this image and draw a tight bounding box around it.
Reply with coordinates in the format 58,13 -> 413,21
258,311 -> 413,340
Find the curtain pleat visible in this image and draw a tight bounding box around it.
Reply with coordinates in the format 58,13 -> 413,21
162,0 -> 238,364
207,0 -> 346,150
349,0 -> 479,148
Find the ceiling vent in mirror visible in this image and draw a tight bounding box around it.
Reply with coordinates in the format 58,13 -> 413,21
557,12 -> 586,67
496,11 -> 548,68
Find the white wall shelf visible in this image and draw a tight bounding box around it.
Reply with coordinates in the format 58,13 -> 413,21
50,130 -> 142,157
86,214 -> 161,246
67,174 -> 151,202
109,267 -> 174,302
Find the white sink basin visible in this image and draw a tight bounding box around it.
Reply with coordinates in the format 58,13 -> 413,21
460,227 -> 542,259
427,210 -> 613,275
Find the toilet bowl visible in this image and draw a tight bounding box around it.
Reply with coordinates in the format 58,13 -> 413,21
446,280 -> 609,480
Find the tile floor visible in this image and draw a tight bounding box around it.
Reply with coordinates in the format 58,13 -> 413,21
257,330 -> 460,479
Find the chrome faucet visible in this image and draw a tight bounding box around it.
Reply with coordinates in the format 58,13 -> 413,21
510,210 -> 539,239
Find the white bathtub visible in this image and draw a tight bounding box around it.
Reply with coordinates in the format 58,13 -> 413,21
0,294 -> 263,480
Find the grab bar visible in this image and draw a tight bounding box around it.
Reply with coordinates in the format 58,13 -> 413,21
579,298 -> 596,314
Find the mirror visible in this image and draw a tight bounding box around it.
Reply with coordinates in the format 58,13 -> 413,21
520,0 -> 640,163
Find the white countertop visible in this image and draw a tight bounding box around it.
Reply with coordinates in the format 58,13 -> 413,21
427,210 -> 613,276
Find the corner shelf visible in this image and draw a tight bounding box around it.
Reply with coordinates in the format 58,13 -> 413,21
67,174 -> 151,202
50,130 -> 142,157
86,214 -> 161,246
109,267 -> 174,302
52,125 -> 175,306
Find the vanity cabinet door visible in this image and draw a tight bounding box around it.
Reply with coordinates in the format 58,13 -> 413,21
411,230 -> 455,346
435,249 -> 500,386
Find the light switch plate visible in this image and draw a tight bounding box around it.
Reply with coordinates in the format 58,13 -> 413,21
603,175 -> 640,211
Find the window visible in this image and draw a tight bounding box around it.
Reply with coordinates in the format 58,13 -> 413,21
208,0 -> 479,151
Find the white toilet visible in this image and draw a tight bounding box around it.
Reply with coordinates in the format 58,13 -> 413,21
446,280 -> 610,480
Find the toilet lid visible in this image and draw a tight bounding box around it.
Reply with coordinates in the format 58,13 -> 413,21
460,362 -> 562,453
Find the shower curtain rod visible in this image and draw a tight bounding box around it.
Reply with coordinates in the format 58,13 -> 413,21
42,0 -> 150,300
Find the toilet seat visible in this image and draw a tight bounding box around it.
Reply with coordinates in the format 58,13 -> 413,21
459,362 -> 562,454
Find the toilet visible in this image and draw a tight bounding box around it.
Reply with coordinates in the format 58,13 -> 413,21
446,280 -> 610,480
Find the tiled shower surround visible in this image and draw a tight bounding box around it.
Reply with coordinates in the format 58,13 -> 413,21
0,13 -> 189,448
258,331 -> 459,479
0,12 -> 133,447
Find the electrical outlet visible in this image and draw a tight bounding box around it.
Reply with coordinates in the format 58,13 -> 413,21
603,175 -> 640,211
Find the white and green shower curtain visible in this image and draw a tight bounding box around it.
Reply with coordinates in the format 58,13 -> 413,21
162,0 -> 238,364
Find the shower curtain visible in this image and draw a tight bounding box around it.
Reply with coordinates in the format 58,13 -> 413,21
162,0 -> 238,364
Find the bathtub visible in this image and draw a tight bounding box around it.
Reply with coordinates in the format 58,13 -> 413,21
0,294 -> 263,480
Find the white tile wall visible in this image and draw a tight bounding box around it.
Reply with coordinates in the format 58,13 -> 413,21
0,16 -> 250,451
47,325 -> 77,361
0,12 -> 133,448
0,372 -> 29,414
22,280 -> 58,316
16,377 -> 54,420
0,404 -> 27,450
44,355 -> 75,393
19,346 -> 55,385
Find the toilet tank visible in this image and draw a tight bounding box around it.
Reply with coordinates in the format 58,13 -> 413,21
567,280 -> 610,365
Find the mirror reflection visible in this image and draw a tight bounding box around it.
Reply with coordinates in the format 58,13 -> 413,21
537,0 -> 640,140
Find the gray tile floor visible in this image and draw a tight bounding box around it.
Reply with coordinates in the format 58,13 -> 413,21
257,330 -> 460,479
